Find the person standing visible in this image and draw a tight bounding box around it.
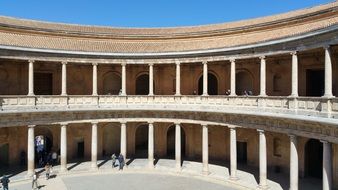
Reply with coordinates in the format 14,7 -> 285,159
0,175 -> 10,190
32,171 -> 39,190
111,153 -> 116,168
118,153 -> 125,170
45,163 -> 51,180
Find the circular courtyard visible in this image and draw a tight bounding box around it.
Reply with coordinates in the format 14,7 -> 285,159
10,173 -> 238,190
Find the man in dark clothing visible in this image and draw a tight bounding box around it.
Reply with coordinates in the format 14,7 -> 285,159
0,175 -> 10,190
118,154 -> 124,170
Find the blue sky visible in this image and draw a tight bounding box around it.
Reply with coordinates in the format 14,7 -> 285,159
0,0 -> 334,28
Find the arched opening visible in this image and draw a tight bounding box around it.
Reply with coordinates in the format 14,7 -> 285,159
35,133 -> 53,167
236,71 -> 253,95
102,125 -> 121,158
135,124 -> 148,158
136,74 -> 149,95
166,125 -> 186,158
198,73 -> 218,95
102,72 -> 121,95
305,139 -> 323,178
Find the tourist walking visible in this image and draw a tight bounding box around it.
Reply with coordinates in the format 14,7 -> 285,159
32,171 -> 39,190
45,163 -> 51,180
111,153 -> 116,168
0,175 -> 10,190
118,153 -> 125,170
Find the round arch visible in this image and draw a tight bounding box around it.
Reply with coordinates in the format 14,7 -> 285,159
135,74 -> 149,95
34,127 -> 54,166
198,72 -> 218,95
236,70 -> 254,95
166,125 -> 186,158
304,139 -> 323,178
102,71 -> 121,95
135,124 -> 148,158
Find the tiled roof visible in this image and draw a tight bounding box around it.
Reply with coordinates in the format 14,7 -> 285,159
0,2 -> 337,54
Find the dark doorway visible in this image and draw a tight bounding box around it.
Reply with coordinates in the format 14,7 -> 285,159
34,72 -> 53,95
77,141 -> 85,159
135,125 -> 148,158
0,143 -> 9,167
198,73 -> 218,95
236,71 -> 253,95
136,74 -> 149,95
102,72 -> 121,95
166,125 -> 186,158
237,141 -> 247,164
305,139 -> 323,178
306,69 -> 324,97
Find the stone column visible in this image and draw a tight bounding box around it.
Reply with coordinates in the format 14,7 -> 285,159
148,122 -> 154,168
202,61 -> 208,96
121,63 -> 127,96
258,129 -> 268,189
323,46 -> 333,98
149,63 -> 154,96
289,135 -> 298,190
61,61 -> 67,96
175,61 -> 181,96
202,124 -> 209,174
91,122 -> 98,170
175,123 -> 181,171
290,52 -> 298,97
60,124 -> 68,172
92,63 -> 98,96
230,59 -> 236,96
260,56 -> 266,96
322,140 -> 332,190
229,126 -> 238,180
28,60 -> 34,96
27,125 -> 35,176
120,122 -> 127,159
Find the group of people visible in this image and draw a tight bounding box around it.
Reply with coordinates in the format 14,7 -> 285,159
111,153 -> 125,170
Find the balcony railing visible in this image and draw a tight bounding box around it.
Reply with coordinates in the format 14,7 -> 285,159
0,95 -> 337,119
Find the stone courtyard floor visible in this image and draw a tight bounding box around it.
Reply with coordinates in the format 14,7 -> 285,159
1,159 -> 321,190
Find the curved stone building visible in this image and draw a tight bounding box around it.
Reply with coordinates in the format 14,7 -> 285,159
0,2 -> 337,190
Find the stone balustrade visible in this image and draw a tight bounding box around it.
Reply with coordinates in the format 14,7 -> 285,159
0,95 -> 337,119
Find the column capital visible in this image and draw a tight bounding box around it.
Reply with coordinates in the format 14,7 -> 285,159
229,58 -> 236,63
60,122 -> 68,127
228,125 -> 237,130
323,44 -> 330,50
288,134 -> 297,139
148,121 -> 154,125
120,121 -> 127,124
28,60 -> 35,64
202,61 -> 208,65
257,129 -> 265,134
175,60 -> 181,65
259,56 -> 266,60
290,51 -> 297,56
201,123 -> 208,127
28,125 -> 35,128
61,61 -> 68,65
121,62 -> 127,66
174,122 -> 181,125
92,62 -> 98,66
91,121 -> 98,125
148,63 -> 154,66
320,140 -> 330,144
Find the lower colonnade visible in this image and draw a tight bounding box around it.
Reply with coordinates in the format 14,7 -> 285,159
22,120 -> 334,190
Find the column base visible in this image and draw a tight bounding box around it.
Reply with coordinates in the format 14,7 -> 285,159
257,184 -> 269,190
60,167 -> 68,173
202,170 -> 210,175
91,164 -> 99,171
322,95 -> 335,99
229,176 -> 239,181
201,94 -> 209,97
